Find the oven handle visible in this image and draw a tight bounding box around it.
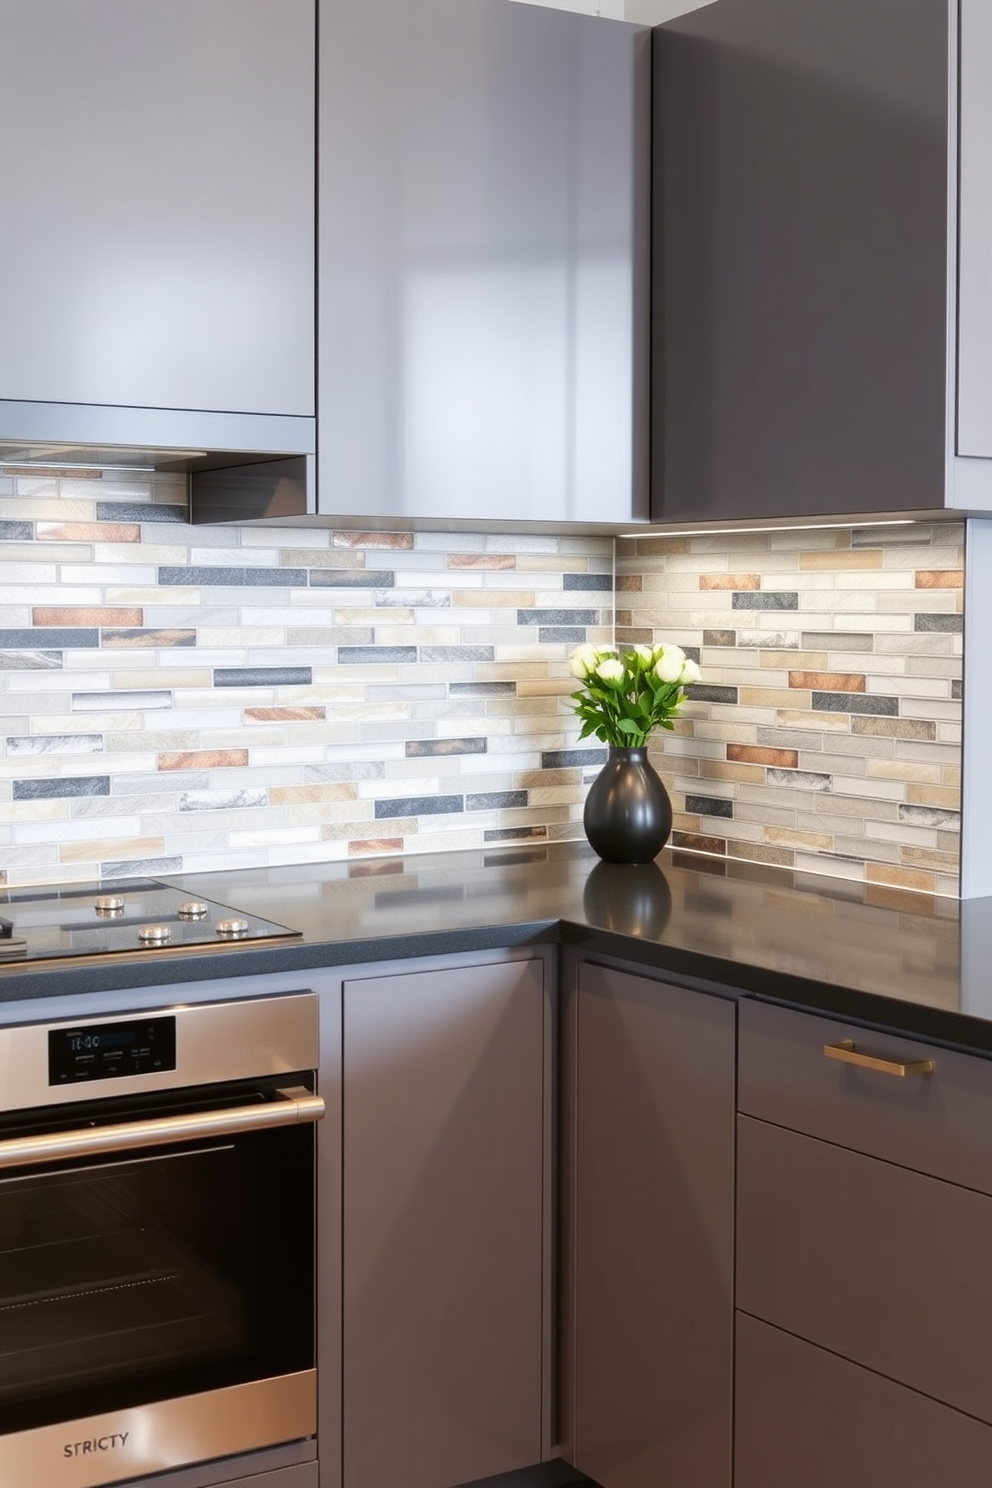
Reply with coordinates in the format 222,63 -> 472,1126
0,1085 -> 325,1172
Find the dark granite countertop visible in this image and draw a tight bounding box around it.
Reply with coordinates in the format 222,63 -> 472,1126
2,842 -> 991,1055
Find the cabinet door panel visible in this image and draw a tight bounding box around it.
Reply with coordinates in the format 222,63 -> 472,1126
572,963 -> 734,1488
0,0 -> 314,417
736,1313 -> 992,1488
738,1115 -> 992,1424
343,959 -> 546,1488
739,998 -> 992,1195
318,0 -> 648,526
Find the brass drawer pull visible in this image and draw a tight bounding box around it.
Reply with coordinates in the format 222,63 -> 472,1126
823,1039 -> 934,1078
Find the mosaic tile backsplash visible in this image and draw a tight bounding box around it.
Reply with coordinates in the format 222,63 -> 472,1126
0,469 -> 613,887
0,468 -> 965,895
618,523 -> 964,898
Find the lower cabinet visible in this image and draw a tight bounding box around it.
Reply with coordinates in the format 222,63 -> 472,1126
736,1314 -> 992,1488
564,960 -> 736,1488
341,957 -> 549,1488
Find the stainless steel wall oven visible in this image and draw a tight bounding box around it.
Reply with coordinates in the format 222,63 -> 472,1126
0,992 -> 322,1488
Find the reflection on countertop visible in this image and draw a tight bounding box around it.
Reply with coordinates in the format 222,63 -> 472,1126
3,841 -> 991,1053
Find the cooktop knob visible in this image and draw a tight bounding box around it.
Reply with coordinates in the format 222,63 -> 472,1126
138,924 -> 172,944
178,901 -> 209,919
94,896 -> 125,915
216,918 -> 250,937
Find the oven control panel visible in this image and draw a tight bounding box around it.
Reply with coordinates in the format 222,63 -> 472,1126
48,1016 -> 177,1084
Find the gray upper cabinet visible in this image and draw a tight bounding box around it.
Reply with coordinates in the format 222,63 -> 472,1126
0,0 -> 314,444
654,0 -> 992,525
317,0 -> 650,529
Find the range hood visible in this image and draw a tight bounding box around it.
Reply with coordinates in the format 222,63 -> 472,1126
0,401 -> 315,523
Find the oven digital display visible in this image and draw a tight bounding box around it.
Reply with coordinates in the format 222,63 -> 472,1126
48,1016 -> 177,1083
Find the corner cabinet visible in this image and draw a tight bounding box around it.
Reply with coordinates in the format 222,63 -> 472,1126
561,958 -> 736,1488
315,0 -> 650,530
653,0 -> 992,524
0,0 -> 315,455
341,956 -> 551,1488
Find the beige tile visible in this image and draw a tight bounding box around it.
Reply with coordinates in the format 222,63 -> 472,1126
799,549 -> 882,569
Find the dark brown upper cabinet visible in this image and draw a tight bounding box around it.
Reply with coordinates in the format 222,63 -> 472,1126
653,0 -> 992,526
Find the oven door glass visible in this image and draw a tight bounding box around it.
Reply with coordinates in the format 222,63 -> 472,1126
0,1077 -> 315,1434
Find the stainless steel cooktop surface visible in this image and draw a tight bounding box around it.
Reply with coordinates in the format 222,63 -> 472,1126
0,878 -> 301,964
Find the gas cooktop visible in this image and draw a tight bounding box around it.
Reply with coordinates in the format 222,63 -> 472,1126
0,878 -> 301,964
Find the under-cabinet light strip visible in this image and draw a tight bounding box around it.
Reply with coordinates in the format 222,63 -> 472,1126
617,520 -> 919,538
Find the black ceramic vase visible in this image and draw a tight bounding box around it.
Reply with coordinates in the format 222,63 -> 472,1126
583,746 -> 673,864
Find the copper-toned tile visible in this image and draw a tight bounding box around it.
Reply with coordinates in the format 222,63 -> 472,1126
699,760 -> 767,784
33,606 -> 143,626
671,830 -> 727,854
616,628 -> 654,646
331,530 -> 414,549
703,629 -> 737,647
36,523 -> 140,542
348,852 -> 405,871
447,554 -> 516,569
245,707 -> 326,723
915,569 -> 964,588
699,573 -> 761,590
727,744 -> 799,768
789,670 -> 866,692
615,574 -> 643,592
158,750 -> 249,771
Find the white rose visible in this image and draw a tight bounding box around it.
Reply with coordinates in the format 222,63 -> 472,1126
629,644 -> 654,666
654,648 -> 686,684
595,657 -> 626,684
569,643 -> 599,679
680,658 -> 702,684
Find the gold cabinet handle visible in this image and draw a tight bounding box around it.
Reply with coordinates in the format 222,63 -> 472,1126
823,1039 -> 933,1078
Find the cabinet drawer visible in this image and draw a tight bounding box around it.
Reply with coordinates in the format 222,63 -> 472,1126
736,1313 -> 992,1488
738,1115 -> 992,1423
739,999 -> 992,1192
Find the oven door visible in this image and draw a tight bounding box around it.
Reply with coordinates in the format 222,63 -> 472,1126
0,1075 -> 321,1488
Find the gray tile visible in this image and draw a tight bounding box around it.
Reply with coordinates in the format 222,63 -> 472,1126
685,794 -> 734,818
732,592 -> 799,610
102,855 -> 184,877
564,573 -> 613,591
213,667 -> 313,687
0,650 -> 62,670
406,738 -> 488,758
448,682 -> 517,697
914,613 -> 963,633
690,685 -> 739,704
374,795 -> 465,818
339,646 -> 419,665
419,646 -> 496,663
541,747 -> 608,769
517,609 -> 599,626
812,692 -> 899,715
13,776 -> 110,800
0,629 -> 97,648
468,791 -> 529,810
0,522 -> 33,540
157,565 -> 307,587
539,628 -> 589,645
96,502 -> 187,523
